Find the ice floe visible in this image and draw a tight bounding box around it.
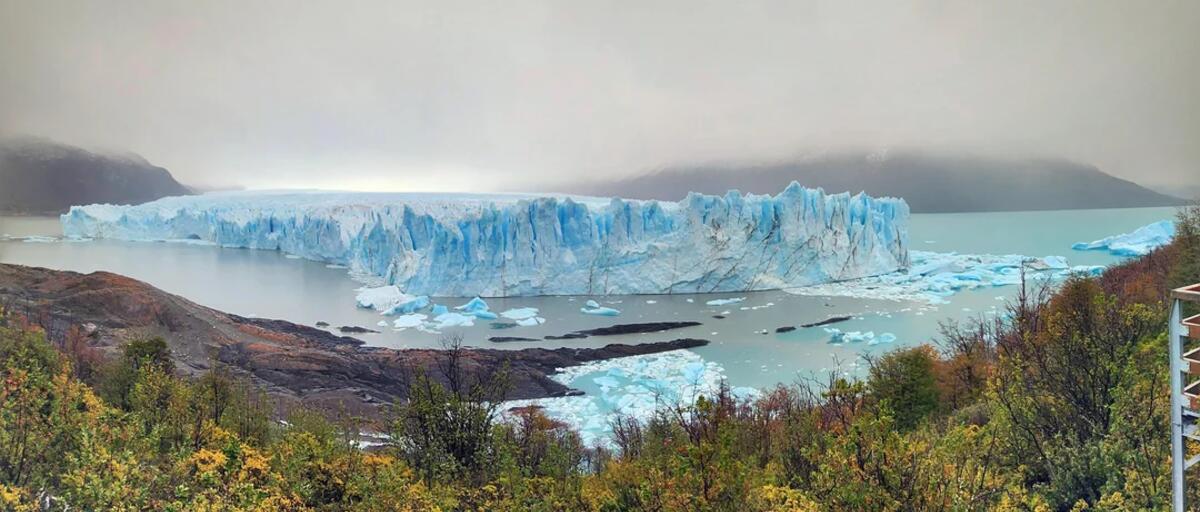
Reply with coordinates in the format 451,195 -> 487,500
706,297 -> 746,306
1072,220 -> 1174,257
355,285 -> 429,315
581,299 -> 621,316
392,314 -> 427,329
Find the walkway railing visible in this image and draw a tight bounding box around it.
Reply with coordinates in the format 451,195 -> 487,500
1170,283 -> 1200,512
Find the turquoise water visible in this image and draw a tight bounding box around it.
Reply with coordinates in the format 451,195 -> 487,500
0,206 -> 1180,389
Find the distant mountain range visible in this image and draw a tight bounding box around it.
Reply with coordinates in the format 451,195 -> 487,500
0,137 -> 191,215
553,152 -> 1188,213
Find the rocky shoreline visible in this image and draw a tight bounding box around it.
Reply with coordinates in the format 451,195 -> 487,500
0,263 -> 708,420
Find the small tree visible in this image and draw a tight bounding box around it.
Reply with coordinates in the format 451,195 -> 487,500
866,345 -> 941,431
391,334 -> 511,486
97,337 -> 173,410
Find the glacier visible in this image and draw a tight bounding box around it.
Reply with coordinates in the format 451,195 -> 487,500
61,184 -> 909,297
1072,220 -> 1175,257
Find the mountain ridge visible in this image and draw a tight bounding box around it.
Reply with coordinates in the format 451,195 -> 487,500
0,136 -> 192,215
550,152 -> 1187,213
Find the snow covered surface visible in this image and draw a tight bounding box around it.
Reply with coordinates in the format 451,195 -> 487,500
1072,220 -> 1175,257
502,349 -> 757,446
61,184 -> 909,297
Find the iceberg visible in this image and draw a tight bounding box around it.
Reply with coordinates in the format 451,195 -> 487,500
453,296 -> 498,319
62,184 -> 909,297
355,285 -> 429,314
1072,220 -> 1174,257
385,296 -> 430,315
432,311 -> 475,328
581,300 -> 621,316
500,307 -> 539,320
455,297 -> 490,313
392,313 -> 427,329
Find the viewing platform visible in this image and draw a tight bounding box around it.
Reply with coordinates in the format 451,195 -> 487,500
1170,283 -> 1200,511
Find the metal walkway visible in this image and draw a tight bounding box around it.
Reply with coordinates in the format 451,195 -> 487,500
1170,283 -> 1200,511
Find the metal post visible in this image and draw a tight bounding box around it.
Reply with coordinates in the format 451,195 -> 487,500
1172,298 -> 1186,512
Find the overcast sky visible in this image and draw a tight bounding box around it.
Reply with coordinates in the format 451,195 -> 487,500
1,0 -> 1197,191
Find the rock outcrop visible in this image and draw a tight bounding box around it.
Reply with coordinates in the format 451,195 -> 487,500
0,263 -> 707,420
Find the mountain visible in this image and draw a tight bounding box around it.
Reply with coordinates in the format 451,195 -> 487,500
0,136 -> 191,214
555,152 -> 1187,213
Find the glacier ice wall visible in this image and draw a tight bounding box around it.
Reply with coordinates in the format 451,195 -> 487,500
61,184 -> 909,297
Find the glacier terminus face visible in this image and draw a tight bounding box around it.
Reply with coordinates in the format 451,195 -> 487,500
61,183 -> 910,297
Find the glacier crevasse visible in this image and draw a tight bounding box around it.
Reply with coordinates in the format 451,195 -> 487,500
61,184 -> 910,297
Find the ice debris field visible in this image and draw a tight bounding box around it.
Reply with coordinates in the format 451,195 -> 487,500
61,184 -> 909,298
503,349 -> 758,446
785,250 -> 1109,304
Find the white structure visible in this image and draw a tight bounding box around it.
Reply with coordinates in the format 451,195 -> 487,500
1170,283 -> 1200,511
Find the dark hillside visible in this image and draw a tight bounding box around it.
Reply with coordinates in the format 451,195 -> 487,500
0,136 -> 191,214
559,152 -> 1187,213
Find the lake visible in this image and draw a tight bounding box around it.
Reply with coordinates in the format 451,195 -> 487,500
0,205 -> 1179,439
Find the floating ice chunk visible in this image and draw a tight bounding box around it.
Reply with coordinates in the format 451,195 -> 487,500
645,300 -> 657,304
376,320 -> 388,327
581,305 -> 621,316
844,331 -> 874,343
430,304 -> 449,315
585,300 -> 601,308
501,307 -> 539,320
876,332 -> 897,344
432,312 -> 475,328
686,298 -> 694,303
355,286 -> 406,311
383,295 -> 430,315
455,297 -> 490,313
516,316 -> 546,326
20,235 -> 58,243
392,314 -> 427,329
1072,220 -> 1174,257
706,297 -> 745,306
825,327 -> 845,344
355,285 -> 429,315
471,310 -> 499,320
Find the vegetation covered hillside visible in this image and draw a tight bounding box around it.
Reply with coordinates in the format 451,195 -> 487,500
1,206 -> 1198,511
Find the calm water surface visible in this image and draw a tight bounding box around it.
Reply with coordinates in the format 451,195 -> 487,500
0,206 -> 1178,388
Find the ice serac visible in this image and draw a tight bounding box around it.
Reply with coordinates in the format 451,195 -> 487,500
61,184 -> 910,296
